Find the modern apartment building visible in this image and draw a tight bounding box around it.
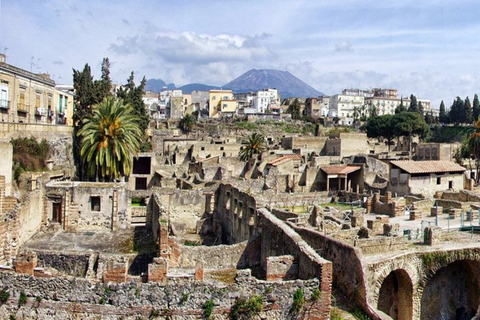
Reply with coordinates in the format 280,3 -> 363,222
328,94 -> 364,125
0,54 -> 73,125
208,89 -> 236,118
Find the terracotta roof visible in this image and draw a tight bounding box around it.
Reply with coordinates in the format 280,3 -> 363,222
390,160 -> 466,174
321,165 -> 362,175
268,154 -> 302,166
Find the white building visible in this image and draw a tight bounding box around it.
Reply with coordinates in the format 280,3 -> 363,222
328,94 -> 364,125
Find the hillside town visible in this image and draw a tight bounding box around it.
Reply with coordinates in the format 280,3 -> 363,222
1,49 -> 480,320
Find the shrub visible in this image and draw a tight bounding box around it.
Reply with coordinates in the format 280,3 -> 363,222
290,288 -> 305,314
203,299 -> 214,319
330,307 -> 345,320
180,293 -> 189,304
17,291 -> 27,307
229,295 -> 263,319
311,288 -> 322,302
0,290 -> 10,304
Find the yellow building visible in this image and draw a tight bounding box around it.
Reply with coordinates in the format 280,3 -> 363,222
208,90 -> 236,118
0,54 -> 73,126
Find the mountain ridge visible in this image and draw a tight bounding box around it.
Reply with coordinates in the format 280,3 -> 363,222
146,69 -> 323,98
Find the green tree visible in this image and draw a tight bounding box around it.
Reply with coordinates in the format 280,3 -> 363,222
238,132 -> 267,162
395,97 -> 407,114
424,110 -> 435,125
77,97 -> 143,181
417,101 -> 424,116
73,59 -> 115,180
116,72 -> 150,151
179,113 -> 195,135
95,57 -> 113,100
407,94 -> 418,113
449,97 -> 464,124
72,64 -> 97,124
439,100 -> 448,123
473,94 -> 480,122
393,112 -> 430,159
469,118 -> 480,183
464,96 -> 473,124
365,115 -> 396,151
287,98 -> 301,120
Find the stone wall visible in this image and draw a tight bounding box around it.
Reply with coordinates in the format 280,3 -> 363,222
290,225 -> 365,302
0,269 -> 325,320
174,241 -> 248,269
35,251 -> 91,277
0,142 -> 12,196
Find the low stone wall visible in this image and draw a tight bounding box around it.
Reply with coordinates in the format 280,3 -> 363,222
34,251 -> 91,277
175,242 -> 248,269
0,269 -> 323,320
357,236 -> 409,255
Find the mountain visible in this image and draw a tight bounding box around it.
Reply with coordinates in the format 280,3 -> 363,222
145,79 -> 176,92
178,83 -> 221,94
222,69 -> 323,98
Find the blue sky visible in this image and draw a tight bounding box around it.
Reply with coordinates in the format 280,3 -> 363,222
1,0 -> 480,107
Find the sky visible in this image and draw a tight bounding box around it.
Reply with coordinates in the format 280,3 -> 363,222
1,0 -> 480,108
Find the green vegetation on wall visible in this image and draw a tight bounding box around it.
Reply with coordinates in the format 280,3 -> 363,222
11,137 -> 50,183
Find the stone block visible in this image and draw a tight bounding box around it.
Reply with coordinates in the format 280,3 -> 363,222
424,226 -> 442,245
376,215 -> 390,223
148,257 -> 168,284
367,220 -> 383,234
194,264 -> 204,281
265,255 -> 297,281
351,214 -> 364,228
103,260 -> 128,283
430,206 -> 443,217
14,252 -> 37,275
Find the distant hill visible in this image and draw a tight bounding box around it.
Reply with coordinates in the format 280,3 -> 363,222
178,83 -> 220,94
222,69 -> 323,98
145,79 -> 175,92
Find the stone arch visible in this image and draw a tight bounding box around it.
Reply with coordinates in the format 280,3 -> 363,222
377,269 -> 413,320
420,259 -> 480,320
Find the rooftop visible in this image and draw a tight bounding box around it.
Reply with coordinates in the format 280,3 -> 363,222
390,160 -> 466,174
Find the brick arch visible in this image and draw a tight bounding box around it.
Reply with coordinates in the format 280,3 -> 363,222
419,249 -> 480,286
373,257 -> 420,302
377,269 -> 413,320
420,259 -> 480,319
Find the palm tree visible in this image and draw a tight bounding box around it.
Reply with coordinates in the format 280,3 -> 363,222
238,132 -> 267,162
179,113 -> 195,135
77,97 -> 143,181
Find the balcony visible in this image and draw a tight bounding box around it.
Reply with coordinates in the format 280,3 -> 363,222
0,99 -> 9,110
17,103 -> 28,113
35,107 -> 46,116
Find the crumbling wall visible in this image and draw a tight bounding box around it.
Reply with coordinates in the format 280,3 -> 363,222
0,269 -> 325,320
175,241 -> 248,269
215,184 -> 258,244
290,225 -> 365,303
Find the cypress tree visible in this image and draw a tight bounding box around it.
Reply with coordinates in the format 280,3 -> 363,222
473,94 -> 480,122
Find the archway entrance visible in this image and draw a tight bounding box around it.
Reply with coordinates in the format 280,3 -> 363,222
377,269 -> 413,320
421,260 -> 480,319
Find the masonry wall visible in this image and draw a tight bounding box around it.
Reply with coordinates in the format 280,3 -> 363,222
0,270 -> 323,320
0,142 -> 12,196
215,184 -> 259,244
291,225 -> 366,302
174,241 -> 248,269
16,174 -> 47,246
